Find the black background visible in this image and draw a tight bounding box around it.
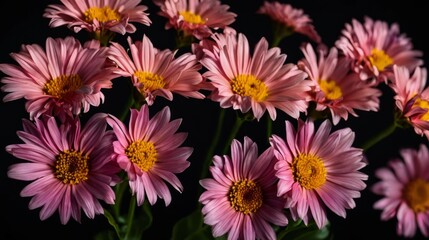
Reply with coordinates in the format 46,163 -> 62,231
1,0 -> 429,239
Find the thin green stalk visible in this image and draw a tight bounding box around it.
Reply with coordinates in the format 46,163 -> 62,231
361,121 -> 397,152
113,176 -> 128,219
200,108 -> 226,179
124,196 -> 137,240
221,112 -> 252,154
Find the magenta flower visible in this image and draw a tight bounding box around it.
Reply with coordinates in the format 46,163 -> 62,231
257,1 -> 321,44
43,0 -> 151,35
336,16 -> 423,85
0,37 -> 117,121
106,105 -> 192,206
6,113 -> 120,224
199,136 -> 288,240
200,32 -> 312,121
158,0 -> 236,40
270,119 -> 367,229
298,43 -> 381,125
372,144 -> 429,238
390,65 -> 429,139
108,35 -> 206,106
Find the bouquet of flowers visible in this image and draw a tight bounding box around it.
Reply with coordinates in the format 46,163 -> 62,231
1,0 -> 429,239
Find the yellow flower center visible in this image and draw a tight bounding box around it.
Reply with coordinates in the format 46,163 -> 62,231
134,71 -> 166,92
84,6 -> 120,23
44,74 -> 83,99
369,48 -> 393,72
403,178 -> 429,213
412,97 -> 429,121
126,140 -> 157,172
292,153 -> 327,190
230,74 -> 269,101
319,79 -> 342,100
179,11 -> 206,24
228,179 -> 263,214
54,150 -> 89,185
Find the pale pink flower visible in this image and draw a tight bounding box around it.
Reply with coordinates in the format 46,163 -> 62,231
199,136 -> 288,240
257,1 -> 321,44
336,16 -> 423,85
108,34 -> 205,106
390,65 -> 429,139
270,119 -> 367,229
158,0 -> 237,40
372,144 -> 429,238
298,43 -> 381,125
106,105 -> 192,206
43,0 -> 151,35
6,113 -> 120,224
0,37 -> 117,121
200,32 -> 312,121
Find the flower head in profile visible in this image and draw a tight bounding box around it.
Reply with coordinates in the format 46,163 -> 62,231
6,113 -> 120,224
270,119 -> 368,229
158,0 -> 237,40
257,1 -> 321,44
298,43 -> 381,125
200,32 -> 311,121
372,144 -> 429,238
389,65 -> 429,139
335,16 -> 423,85
108,35 -> 205,106
43,0 -> 151,36
0,37 -> 117,121
107,105 -> 192,206
199,136 -> 288,240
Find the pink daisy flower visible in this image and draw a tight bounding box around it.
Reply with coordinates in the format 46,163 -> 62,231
0,37 -> 117,121
200,32 -> 312,121
6,113 -> 120,224
270,119 -> 368,229
335,16 -> 423,85
106,105 -> 192,206
390,65 -> 429,139
158,0 -> 237,40
199,136 -> 288,240
298,43 -> 381,125
108,34 -> 205,106
372,144 -> 429,238
43,0 -> 151,35
257,1 -> 321,44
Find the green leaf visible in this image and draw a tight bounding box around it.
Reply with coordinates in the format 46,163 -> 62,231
171,208 -> 205,240
103,208 -> 122,239
277,220 -> 332,240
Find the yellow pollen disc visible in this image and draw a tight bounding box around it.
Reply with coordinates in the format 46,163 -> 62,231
134,71 -> 166,93
292,153 -> 327,190
228,179 -> 263,214
319,79 -> 342,100
412,97 -> 429,121
230,74 -> 269,101
84,6 -> 120,23
126,140 -> 157,172
403,178 -> 429,213
369,48 -> 393,72
44,74 -> 83,99
179,11 -> 206,24
54,150 -> 89,185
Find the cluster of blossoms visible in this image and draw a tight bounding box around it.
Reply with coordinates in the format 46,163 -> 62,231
2,0 -> 429,239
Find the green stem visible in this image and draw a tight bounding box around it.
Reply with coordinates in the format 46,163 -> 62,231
221,112 -> 252,154
124,196 -> 137,240
200,108 -> 225,179
113,176 -> 128,219
271,22 -> 294,47
361,121 -> 397,152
